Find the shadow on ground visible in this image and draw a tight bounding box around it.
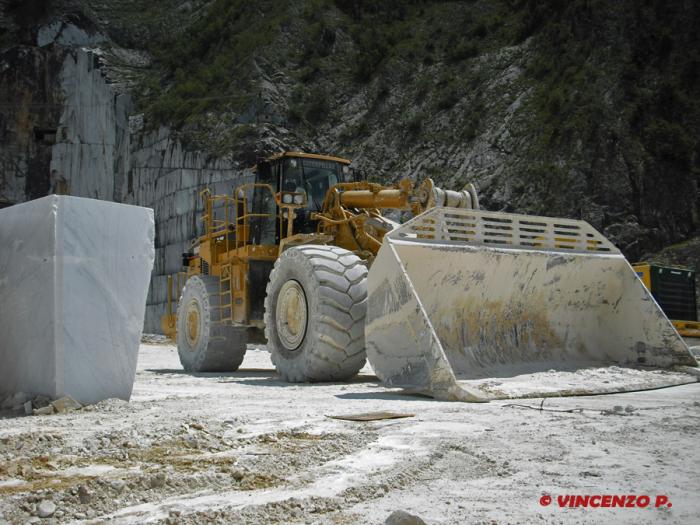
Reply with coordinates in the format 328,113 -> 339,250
146,368 -> 276,377
334,391 -> 439,402
146,369 -> 381,388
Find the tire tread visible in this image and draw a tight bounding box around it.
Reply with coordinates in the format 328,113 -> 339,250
264,245 -> 368,382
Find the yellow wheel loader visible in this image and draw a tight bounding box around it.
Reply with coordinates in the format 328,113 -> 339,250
162,151 -> 698,401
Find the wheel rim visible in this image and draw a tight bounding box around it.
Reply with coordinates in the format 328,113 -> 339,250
276,280 -> 308,350
185,299 -> 201,348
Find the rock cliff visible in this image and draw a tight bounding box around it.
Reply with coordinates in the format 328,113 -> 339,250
1,0 -> 698,329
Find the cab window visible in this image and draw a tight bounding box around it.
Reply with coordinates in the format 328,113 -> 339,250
283,157 -> 343,211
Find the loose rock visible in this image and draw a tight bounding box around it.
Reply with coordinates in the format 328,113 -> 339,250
51,396 -> 82,413
110,480 -> 126,493
78,485 -> 93,503
385,510 -> 427,525
33,406 -> 55,416
149,473 -> 167,488
32,396 -> 51,409
36,500 -> 56,518
231,469 -> 246,481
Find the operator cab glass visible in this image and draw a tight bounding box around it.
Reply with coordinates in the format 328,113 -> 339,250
251,154 -> 351,243
282,157 -> 348,211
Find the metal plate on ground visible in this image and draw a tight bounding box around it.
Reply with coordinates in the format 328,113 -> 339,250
326,411 -> 415,422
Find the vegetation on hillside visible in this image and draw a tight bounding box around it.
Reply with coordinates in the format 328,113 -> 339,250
514,0 -> 699,256
124,0 -> 698,258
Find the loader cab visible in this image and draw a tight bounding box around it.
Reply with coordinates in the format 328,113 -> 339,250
251,152 -> 352,243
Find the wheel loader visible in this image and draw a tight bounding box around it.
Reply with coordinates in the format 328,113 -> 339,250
162,151 -> 698,401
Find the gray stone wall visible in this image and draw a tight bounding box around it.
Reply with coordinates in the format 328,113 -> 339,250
124,128 -> 253,333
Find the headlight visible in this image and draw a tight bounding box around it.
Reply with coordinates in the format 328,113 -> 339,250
293,194 -> 304,205
282,193 -> 293,204
282,210 -> 289,219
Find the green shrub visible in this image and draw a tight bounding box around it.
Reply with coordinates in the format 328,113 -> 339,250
405,112 -> 424,136
142,0 -> 286,126
446,41 -> 479,63
435,77 -> 463,110
352,27 -> 388,82
305,90 -> 330,123
643,119 -> 693,168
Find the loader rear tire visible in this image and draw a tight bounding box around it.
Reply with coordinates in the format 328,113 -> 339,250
264,246 -> 368,382
176,275 -> 247,372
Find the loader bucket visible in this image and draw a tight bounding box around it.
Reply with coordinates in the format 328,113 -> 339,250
365,207 -> 698,401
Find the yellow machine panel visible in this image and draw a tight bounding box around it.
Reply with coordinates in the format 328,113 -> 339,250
633,262 -> 700,338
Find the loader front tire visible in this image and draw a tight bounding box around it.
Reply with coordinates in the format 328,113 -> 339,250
264,246 -> 368,382
176,275 -> 247,372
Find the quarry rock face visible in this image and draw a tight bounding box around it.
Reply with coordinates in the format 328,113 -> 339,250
49,47 -> 132,202
2,1 -> 698,332
0,42 -> 248,333
124,127 -> 251,332
0,45 -> 66,204
0,195 -> 155,404
0,44 -> 131,205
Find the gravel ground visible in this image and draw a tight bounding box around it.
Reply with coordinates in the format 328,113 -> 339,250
1,343 -> 700,524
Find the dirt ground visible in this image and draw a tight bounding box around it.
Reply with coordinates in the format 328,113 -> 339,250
1,342 -> 700,525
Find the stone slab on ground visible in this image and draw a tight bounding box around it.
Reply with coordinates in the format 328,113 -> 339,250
0,195 -> 154,404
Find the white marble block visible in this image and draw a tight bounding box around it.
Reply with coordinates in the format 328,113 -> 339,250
0,195 -> 154,404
